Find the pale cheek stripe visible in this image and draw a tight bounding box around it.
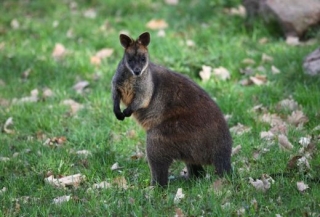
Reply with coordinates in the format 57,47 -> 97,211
140,62 -> 149,75
125,61 -> 135,75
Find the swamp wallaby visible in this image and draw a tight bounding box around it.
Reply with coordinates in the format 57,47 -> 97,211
112,32 -> 232,187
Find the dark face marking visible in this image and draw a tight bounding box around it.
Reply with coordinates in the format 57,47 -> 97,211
125,43 -> 149,76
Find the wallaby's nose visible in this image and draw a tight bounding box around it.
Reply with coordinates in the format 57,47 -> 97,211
133,68 -> 141,75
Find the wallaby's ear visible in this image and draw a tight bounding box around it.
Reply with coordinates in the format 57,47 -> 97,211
138,32 -> 150,47
120,34 -> 133,49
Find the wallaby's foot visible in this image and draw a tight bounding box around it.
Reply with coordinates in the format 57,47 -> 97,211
214,160 -> 232,177
123,108 -> 133,117
115,112 -> 125,121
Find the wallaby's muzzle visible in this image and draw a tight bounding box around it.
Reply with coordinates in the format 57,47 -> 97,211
133,67 -> 141,75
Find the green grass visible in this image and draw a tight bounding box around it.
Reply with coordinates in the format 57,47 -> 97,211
1,0 -> 320,216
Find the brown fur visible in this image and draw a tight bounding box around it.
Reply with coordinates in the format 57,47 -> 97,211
112,32 -> 232,186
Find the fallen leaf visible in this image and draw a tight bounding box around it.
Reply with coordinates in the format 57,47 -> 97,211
242,58 -> 256,65
112,176 -> 128,189
249,174 -> 273,192
259,37 -> 269,44
157,29 -> 166,37
174,207 -> 185,217
212,178 -> 224,193
0,42 -> 5,50
75,150 -> 92,157
0,187 -> 7,195
261,53 -> 273,63
11,19 -> 20,29
0,157 -> 10,162
230,123 -> 251,135
251,198 -> 258,212
199,65 -> 212,81
111,162 -> 121,171
43,136 -> 67,147
251,104 -> 267,113
302,141 -> 316,156
260,113 -> 284,127
249,74 -> 267,85
69,2 -> 77,10
287,110 -> 308,127
224,114 -> 232,122
256,65 -> 266,73
92,181 -> 112,189
297,156 -> 310,171
0,79 -> 5,86
21,68 -> 31,81
52,43 -> 67,59
240,66 -> 254,75
287,155 -> 303,170
146,19 -> 168,30
271,65 -> 281,74
231,145 -> 241,156
90,56 -> 101,66
296,181 -> 309,192
186,39 -> 195,47
174,188 -> 185,204
35,131 -> 47,141
66,28 -> 74,38
83,8 -> 97,19
45,174 -> 85,188
213,66 -> 230,81
73,80 -> 89,94
278,134 -> 293,151
225,5 -> 246,17
276,98 -> 299,111
165,0 -> 179,5
3,117 -> 15,134
128,197 -> 135,205
236,207 -> 246,216
221,202 -> 231,210
42,88 -> 54,98
299,137 -> 311,147
61,99 -> 83,115
14,202 -> 20,215
52,195 -> 71,205
131,146 -> 145,160
126,129 -> 136,138
312,125 -> 320,132
12,89 -> 39,104
52,20 -> 59,28
270,123 -> 288,135
239,78 -> 251,86
95,48 -> 114,59
252,150 -> 261,160
260,131 -> 274,141
0,98 -> 10,107
286,36 -> 300,46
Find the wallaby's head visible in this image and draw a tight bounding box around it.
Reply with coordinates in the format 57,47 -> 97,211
120,32 -> 150,76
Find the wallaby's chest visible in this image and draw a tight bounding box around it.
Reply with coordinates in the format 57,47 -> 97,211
118,76 -> 135,106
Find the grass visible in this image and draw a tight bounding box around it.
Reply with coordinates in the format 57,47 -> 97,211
1,0 -> 320,216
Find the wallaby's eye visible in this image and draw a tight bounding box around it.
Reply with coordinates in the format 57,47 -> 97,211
141,56 -> 146,62
128,58 -> 134,64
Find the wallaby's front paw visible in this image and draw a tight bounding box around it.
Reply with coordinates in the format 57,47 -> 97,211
115,112 -> 125,121
123,108 -> 132,117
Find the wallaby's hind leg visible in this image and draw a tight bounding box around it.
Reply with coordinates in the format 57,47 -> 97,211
213,154 -> 232,176
148,159 -> 171,187
186,164 -> 206,179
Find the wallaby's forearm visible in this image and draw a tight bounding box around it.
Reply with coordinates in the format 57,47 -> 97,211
112,89 -> 125,121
